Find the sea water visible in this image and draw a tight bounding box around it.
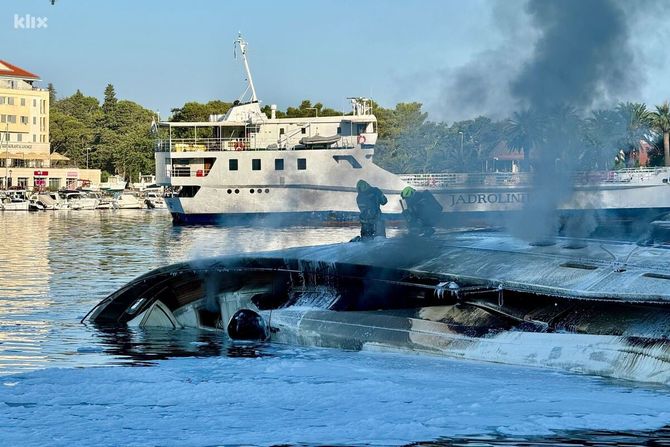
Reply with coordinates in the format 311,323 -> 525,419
1,210 -> 670,446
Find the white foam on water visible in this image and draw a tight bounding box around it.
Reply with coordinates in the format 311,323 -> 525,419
1,348 -> 670,446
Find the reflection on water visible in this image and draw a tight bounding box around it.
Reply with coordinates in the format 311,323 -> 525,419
0,210 -> 362,374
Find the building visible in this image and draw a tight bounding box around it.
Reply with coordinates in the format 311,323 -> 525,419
0,59 -> 100,190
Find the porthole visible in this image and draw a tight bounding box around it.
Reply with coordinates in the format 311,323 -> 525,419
235,189 -> 239,194
257,189 -> 262,193
250,189 -> 255,194
264,189 -> 269,193
227,189 -> 232,194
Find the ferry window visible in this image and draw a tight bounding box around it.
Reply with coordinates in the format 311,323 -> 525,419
297,158 -> 307,170
252,159 -> 261,171
275,159 -> 284,170
229,159 -> 238,171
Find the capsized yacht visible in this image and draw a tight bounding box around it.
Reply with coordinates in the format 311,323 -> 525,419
87,230 -> 670,385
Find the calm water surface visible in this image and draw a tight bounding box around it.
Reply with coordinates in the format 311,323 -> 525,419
0,210 -> 365,374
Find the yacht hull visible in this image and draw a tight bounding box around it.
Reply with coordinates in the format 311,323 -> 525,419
86,232 -> 670,385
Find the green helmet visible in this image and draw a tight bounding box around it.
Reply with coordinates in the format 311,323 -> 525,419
401,186 -> 415,199
356,179 -> 370,192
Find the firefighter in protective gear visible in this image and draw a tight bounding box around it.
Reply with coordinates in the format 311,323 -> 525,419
355,179 -> 388,240
401,186 -> 443,236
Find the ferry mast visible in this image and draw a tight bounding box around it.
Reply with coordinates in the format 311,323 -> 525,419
234,34 -> 258,103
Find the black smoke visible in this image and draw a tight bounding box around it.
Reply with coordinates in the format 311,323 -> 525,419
505,0 -> 643,242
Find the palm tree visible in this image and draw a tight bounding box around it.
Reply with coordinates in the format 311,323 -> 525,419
503,109 -> 547,164
615,102 -> 652,155
651,102 -> 670,167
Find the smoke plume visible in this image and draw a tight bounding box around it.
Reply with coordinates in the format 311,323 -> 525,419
505,0 -> 642,242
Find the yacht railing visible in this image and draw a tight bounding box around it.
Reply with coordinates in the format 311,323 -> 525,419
400,167 -> 670,188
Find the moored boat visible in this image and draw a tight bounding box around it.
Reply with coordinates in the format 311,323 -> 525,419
0,191 -> 29,211
113,192 -> 144,209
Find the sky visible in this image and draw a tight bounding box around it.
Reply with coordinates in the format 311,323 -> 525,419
2,0 -> 670,122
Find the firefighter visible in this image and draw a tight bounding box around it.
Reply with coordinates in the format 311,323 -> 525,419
400,186 -> 443,236
355,179 -> 388,240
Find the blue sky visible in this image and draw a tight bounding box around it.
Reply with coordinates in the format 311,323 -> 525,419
2,0 -> 670,122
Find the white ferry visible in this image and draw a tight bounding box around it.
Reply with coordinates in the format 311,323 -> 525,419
156,35 -> 407,224
156,35 -> 670,226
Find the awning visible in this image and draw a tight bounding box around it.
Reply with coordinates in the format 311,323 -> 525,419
49,152 -> 70,161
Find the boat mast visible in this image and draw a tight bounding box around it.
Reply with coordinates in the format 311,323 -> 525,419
234,34 -> 258,103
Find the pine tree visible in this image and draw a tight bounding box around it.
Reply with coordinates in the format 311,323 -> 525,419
47,83 -> 56,105
102,84 -> 117,115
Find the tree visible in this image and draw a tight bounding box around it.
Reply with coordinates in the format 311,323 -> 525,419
616,102 -> 652,154
503,109 -> 547,163
47,83 -> 56,104
102,84 -> 117,115
651,102 -> 670,167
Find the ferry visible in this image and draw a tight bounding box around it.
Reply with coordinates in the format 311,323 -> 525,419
156,35 -> 670,226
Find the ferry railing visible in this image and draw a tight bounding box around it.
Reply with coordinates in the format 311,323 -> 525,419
399,172 -> 533,188
156,135 -> 361,151
156,138 -> 252,152
400,168 -> 670,188
170,167 -> 212,177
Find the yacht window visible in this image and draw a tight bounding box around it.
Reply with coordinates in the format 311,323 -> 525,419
337,127 -> 341,134
252,159 -> 261,171
229,159 -> 238,171
275,159 -> 284,170
301,128 -> 306,134
297,158 -> 307,170
279,128 -> 285,135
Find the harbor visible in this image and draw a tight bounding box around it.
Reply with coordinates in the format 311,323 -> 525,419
3,0 -> 670,446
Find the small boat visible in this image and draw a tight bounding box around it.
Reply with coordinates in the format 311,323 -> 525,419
299,134 -> 341,147
99,175 -> 127,192
63,191 -> 99,210
113,192 -> 145,209
0,192 -> 29,211
86,192 -> 115,209
29,193 -> 64,210
144,192 -> 167,209
28,196 -> 46,211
